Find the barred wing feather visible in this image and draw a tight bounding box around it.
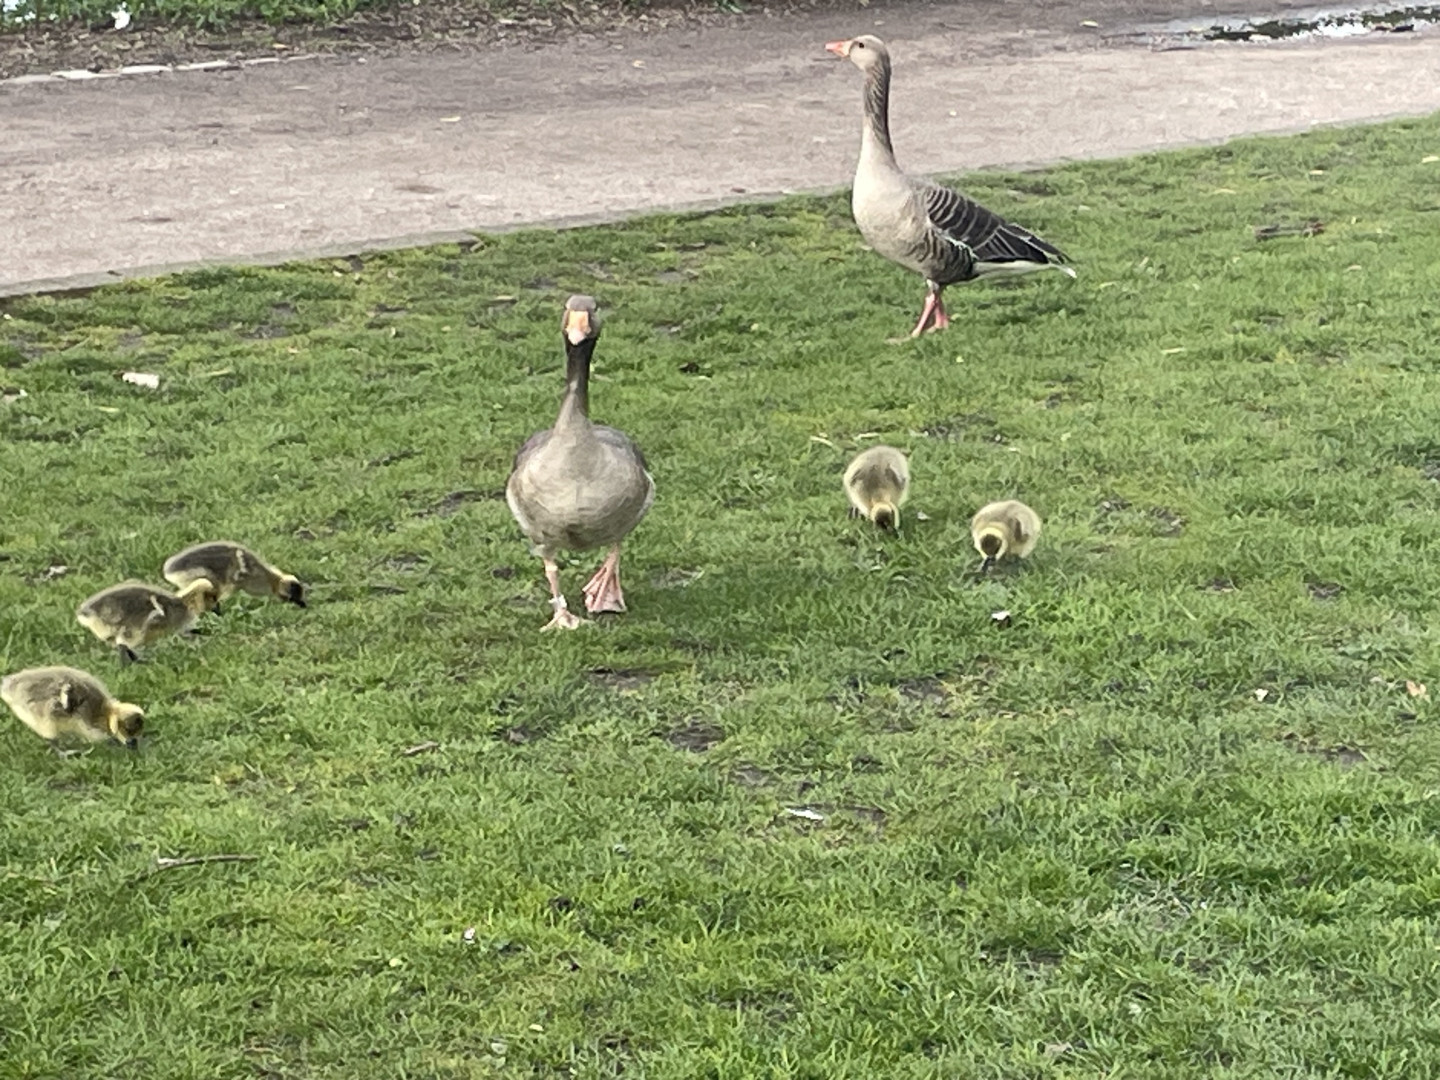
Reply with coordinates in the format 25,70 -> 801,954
919,182 -> 1070,268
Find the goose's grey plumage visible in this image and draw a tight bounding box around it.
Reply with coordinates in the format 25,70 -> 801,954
506,295 -> 654,631
826,35 -> 1074,336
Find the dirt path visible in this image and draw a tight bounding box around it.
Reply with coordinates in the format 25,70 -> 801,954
2,0 -> 1438,296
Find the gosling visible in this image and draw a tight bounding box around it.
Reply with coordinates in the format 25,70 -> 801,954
843,445 -> 910,531
1,665 -> 144,750
163,540 -> 306,607
76,579 -> 221,664
970,499 -> 1042,571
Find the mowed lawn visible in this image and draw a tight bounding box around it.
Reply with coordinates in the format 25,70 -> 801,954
5,114 -> 1440,1079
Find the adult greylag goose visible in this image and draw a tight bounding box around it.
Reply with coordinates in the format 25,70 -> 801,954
506,295 -> 655,631
825,35 -> 1074,337
843,445 -> 910,531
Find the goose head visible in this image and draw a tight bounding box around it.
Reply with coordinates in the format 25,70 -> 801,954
825,35 -> 889,72
563,294 -> 601,346
277,573 -> 307,608
974,526 -> 1007,572
108,703 -> 145,750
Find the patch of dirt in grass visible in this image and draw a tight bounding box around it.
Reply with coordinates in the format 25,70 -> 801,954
920,413 -> 1001,441
244,322 -> 292,340
651,566 -> 704,589
662,718 -> 724,752
367,448 -> 420,468
415,489 -> 495,518
731,764 -> 777,787
376,552 -> 427,573
1306,579 -> 1343,600
586,667 -> 656,692
896,674 -> 950,707
1092,497 -> 1185,536
842,804 -> 887,826
1283,734 -> 1367,769
1149,506 -> 1185,535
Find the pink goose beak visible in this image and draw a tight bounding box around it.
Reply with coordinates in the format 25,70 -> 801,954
824,39 -> 851,57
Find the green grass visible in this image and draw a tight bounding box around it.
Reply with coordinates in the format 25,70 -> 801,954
6,114 -> 1440,1078
0,0 -> 720,37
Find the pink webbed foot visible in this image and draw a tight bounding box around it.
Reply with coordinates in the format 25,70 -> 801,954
910,289 -> 950,336
931,298 -> 950,330
582,547 -> 627,614
542,596 -> 587,632
540,556 -> 588,631
910,291 -> 939,338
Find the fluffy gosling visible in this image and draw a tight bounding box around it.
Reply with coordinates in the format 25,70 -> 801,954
163,540 -> 306,608
844,445 -> 910,531
970,499 -> 1042,571
76,579 -> 221,664
1,665 -> 144,750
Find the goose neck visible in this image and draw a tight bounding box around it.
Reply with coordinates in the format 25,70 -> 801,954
557,337 -> 594,425
860,60 -> 895,161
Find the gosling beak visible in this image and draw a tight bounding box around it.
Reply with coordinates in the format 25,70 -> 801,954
980,555 -> 996,573
125,738 -> 139,751
824,39 -> 851,57
564,309 -> 592,346
212,602 -> 223,617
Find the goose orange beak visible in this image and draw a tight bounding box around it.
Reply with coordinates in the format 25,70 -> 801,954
825,39 -> 851,57
564,309 -> 591,345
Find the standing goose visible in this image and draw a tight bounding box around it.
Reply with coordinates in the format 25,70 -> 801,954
506,295 -> 655,631
825,35 -> 1074,337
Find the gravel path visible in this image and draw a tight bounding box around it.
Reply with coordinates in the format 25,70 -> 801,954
3,0 -> 1438,295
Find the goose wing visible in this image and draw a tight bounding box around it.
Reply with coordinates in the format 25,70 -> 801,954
593,424 -> 656,519
511,428 -> 553,471
592,425 -> 650,474
918,181 -> 1069,267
